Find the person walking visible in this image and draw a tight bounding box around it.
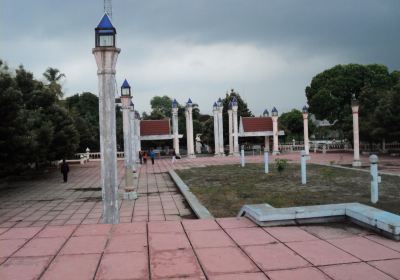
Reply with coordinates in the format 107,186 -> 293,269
139,150 -> 143,164
60,159 -> 70,183
171,150 -> 176,164
149,149 -> 155,165
143,151 -> 148,165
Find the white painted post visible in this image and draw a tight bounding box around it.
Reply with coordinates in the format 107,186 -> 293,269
351,96 -> 361,167
264,148 -> 269,174
369,155 -> 380,204
264,136 -> 270,152
232,99 -> 239,156
129,105 -> 138,178
213,103 -> 220,156
228,106 -> 233,155
135,115 -> 141,155
121,94 -> 133,189
241,145 -> 245,167
85,147 -> 90,161
301,150 -> 307,185
302,106 -> 310,156
93,14 -> 120,224
186,99 -> 195,158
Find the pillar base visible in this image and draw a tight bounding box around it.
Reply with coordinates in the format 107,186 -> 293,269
352,160 -> 362,167
187,154 -> 196,159
272,151 -> 280,155
123,191 -> 138,200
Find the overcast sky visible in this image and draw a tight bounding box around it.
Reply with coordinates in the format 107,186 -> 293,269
1,0 -> 399,115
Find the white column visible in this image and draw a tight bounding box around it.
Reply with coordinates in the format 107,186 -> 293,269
303,112 -> 309,156
272,115 -> 280,155
129,108 -> 137,177
135,116 -> 141,156
188,106 -> 195,157
218,105 -> 224,155
172,107 -> 180,155
352,99 -> 361,167
228,108 -> 233,155
213,106 -> 220,155
93,47 -> 120,224
121,96 -> 133,189
232,105 -> 239,156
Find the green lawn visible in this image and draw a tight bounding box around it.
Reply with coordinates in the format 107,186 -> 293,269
176,163 -> 400,217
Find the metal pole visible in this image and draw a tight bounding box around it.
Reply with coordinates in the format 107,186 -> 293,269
369,155 -> 380,203
241,145 -> 245,167
264,149 -> 269,174
301,150 -> 306,185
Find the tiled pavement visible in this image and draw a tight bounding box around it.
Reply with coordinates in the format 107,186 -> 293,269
0,218 -> 400,279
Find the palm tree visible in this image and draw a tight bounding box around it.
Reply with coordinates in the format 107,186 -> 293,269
43,67 -> 65,99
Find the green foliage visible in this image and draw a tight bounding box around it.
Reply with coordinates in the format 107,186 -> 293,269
279,109 -> 316,141
305,64 -> 399,142
275,159 -> 288,174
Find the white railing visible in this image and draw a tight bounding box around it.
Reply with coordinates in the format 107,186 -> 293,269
74,152 -> 125,161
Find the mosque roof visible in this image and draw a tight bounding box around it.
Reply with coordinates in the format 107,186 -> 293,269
242,117 -> 273,132
140,119 -> 170,136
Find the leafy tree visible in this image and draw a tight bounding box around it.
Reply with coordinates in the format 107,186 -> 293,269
279,109 -> 316,142
305,64 -> 398,142
150,95 -> 173,118
43,67 -> 65,98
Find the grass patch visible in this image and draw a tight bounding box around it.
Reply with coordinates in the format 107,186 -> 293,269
176,163 -> 400,217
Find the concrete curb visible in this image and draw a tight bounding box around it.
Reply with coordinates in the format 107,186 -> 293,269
168,169 -> 213,219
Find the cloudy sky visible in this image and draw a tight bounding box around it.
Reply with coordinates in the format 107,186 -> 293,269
1,0 -> 400,115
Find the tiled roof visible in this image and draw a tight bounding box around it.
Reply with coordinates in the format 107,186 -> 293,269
140,119 -> 170,136
242,117 -> 273,132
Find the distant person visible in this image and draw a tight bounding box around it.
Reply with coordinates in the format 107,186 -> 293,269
139,151 -> 143,164
172,150 -> 176,164
143,151 -> 148,165
149,149 -> 155,165
60,159 -> 70,183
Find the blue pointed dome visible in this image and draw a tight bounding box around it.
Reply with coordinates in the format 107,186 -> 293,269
213,102 -> 218,107
172,99 -> 178,108
228,101 -> 233,109
97,14 -> 114,29
263,109 -> 269,116
231,96 -> 238,106
121,79 -> 130,88
187,98 -> 192,104
218,97 -> 222,102
272,107 -> 278,113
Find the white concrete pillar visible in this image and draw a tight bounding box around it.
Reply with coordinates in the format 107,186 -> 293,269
213,103 -> 220,156
135,114 -> 141,156
301,150 -> 307,185
185,99 -> 195,158
271,107 -> 280,155
92,15 -> 120,224
129,105 -> 138,178
121,96 -> 133,189
351,97 -> 361,167
241,145 -> 245,167
302,106 -> 309,156
218,104 -> 224,155
369,155 -> 380,203
264,136 -> 270,152
228,107 -> 233,155
232,102 -> 239,156
172,100 -> 180,155
264,148 -> 269,173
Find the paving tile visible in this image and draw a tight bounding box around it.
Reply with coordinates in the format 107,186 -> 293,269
148,221 -> 184,233
369,259 -> 400,279
150,248 -> 203,279
41,253 -> 101,280
0,256 -> 51,280
73,224 -> 112,236
60,235 -> 108,255
328,236 -> 400,261
149,232 -> 191,251
320,262 -> 394,280
0,239 -> 27,258
267,267 -> 330,280
365,234 -> 400,253
287,240 -> 360,266
216,217 -> 257,229
244,243 -> 310,271
0,227 -> 42,240
209,272 -> 269,279
182,219 -> 221,231
105,234 -> 147,253
188,230 -> 236,248
14,237 -> 66,257
264,227 -> 318,243
196,247 -> 259,275
301,225 -> 356,240
226,227 -> 277,246
37,225 -> 77,238
0,228 -> 9,235
96,252 -> 148,280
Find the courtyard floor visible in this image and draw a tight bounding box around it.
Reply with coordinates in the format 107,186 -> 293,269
0,153 -> 399,279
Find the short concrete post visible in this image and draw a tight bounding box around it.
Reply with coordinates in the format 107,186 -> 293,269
352,95 -> 361,167
232,98 -> 239,156
240,145 -> 245,167
228,106 -> 233,155
322,144 -> 326,154
369,155 -> 380,204
301,150 -> 307,185
264,149 -> 269,174
85,147 -> 90,161
302,106 -> 310,155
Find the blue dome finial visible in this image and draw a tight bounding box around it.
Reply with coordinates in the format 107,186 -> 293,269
97,13 -> 114,29
121,79 -> 130,88
187,98 -> 192,104
263,109 -> 269,116
172,99 -> 178,108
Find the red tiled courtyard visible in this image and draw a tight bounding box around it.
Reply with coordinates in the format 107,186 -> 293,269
0,153 -> 399,279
